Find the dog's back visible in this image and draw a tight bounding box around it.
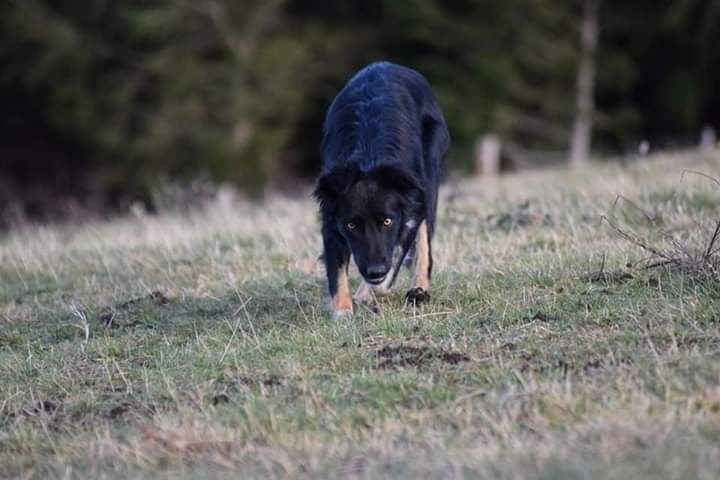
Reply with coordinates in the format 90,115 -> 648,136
321,62 -> 449,191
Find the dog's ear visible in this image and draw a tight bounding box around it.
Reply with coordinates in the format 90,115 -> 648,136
313,164 -> 360,215
313,175 -> 337,211
370,165 -> 425,213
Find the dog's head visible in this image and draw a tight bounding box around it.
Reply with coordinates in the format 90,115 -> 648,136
314,164 -> 424,285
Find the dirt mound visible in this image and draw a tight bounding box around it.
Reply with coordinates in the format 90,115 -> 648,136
374,344 -> 469,369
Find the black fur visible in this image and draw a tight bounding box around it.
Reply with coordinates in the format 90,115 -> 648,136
314,62 -> 449,301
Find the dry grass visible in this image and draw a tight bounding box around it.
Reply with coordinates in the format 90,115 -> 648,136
2,151 -> 720,479
600,169 -> 720,283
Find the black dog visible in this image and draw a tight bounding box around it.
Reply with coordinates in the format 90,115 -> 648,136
314,62 -> 449,318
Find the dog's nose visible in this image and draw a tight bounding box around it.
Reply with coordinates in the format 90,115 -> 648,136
366,265 -> 388,282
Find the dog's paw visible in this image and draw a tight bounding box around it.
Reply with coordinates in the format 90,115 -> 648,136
354,282 -> 382,313
405,287 -> 431,304
353,293 -> 380,314
331,307 -> 354,320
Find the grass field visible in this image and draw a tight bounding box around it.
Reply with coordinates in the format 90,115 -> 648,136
2,152 -> 720,479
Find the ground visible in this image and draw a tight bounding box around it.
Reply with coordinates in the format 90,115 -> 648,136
2,152 -> 720,479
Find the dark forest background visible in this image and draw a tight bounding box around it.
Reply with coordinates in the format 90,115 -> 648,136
1,0 -> 719,222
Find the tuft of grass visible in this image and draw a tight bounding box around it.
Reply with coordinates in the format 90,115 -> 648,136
2,151 -> 720,479
603,170 -> 720,283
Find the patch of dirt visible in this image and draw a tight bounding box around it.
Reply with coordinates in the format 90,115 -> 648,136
118,291 -> 170,309
519,352 -> 542,372
99,290 -> 172,328
374,344 -> 470,369
108,402 -> 133,419
676,335 -> 720,348
520,354 -> 633,375
583,357 -> 633,373
238,374 -> 284,387
106,401 -> 157,419
13,400 -> 60,425
582,359 -> 605,373
530,311 -> 552,322
211,393 -> 231,406
211,374 -> 286,403
519,355 -> 568,374
18,400 -> 59,418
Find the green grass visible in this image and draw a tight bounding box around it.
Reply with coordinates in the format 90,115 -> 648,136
2,152 -> 720,479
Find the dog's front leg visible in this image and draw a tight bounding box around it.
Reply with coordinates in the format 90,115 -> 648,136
353,281 -> 375,309
354,274 -> 394,312
322,228 -> 353,319
406,220 -> 432,303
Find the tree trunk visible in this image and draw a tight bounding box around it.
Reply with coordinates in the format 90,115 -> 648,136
569,0 -> 600,168
475,134 -> 501,177
700,125 -> 717,153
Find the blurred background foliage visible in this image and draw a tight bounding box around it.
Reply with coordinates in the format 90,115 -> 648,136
1,0 -> 719,219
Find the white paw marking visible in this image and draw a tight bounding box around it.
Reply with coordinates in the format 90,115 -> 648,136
332,308 -> 353,320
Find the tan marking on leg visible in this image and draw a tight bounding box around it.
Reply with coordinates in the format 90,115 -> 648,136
413,221 -> 430,291
332,265 -> 353,318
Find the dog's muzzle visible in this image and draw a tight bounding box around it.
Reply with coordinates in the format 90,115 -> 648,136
364,264 -> 389,285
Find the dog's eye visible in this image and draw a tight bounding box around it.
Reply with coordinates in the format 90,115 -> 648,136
346,222 -> 356,231
383,217 -> 393,227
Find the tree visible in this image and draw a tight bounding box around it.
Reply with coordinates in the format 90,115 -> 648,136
2,0 -> 720,219
569,0 -> 600,167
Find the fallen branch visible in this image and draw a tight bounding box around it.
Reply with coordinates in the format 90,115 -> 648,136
600,175 -> 720,282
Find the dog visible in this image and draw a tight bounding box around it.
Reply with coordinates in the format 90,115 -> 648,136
314,62 -> 450,318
